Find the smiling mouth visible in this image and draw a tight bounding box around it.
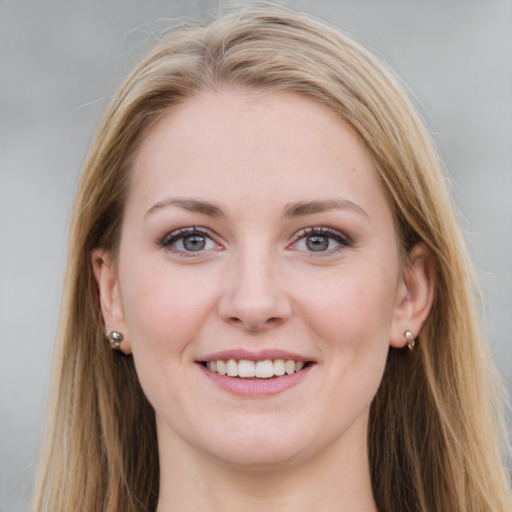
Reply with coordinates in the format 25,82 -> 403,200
201,359 -> 312,379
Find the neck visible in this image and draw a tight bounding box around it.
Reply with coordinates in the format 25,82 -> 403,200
155,417 -> 377,512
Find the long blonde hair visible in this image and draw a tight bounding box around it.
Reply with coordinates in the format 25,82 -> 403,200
33,6 -> 511,511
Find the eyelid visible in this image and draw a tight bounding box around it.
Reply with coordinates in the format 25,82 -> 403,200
160,227 -> 206,246
157,225 -> 351,257
158,226 -> 223,256
290,226 -> 352,254
295,226 -> 351,243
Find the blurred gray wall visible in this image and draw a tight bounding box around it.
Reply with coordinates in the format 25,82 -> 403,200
1,1 -> 511,510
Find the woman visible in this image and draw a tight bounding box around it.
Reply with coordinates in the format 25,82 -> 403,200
32,6 -> 511,512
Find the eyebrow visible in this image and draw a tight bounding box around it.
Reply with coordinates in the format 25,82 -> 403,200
145,197 -> 368,220
284,199 -> 368,219
145,198 -> 225,219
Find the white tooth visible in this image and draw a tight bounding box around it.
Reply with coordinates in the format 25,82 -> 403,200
255,360 -> 274,378
226,359 -> 239,377
285,360 -> 296,375
295,361 -> 305,372
238,359 -> 256,378
217,360 -> 227,375
207,360 -> 217,372
273,359 -> 285,376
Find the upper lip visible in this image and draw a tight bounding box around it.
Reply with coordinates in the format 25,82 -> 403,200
198,348 -> 313,362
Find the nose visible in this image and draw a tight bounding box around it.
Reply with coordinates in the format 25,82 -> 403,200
217,248 -> 292,332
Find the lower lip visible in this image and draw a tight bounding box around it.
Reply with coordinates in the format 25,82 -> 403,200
198,363 -> 314,397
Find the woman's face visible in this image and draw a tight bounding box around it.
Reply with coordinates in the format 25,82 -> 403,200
99,89 -> 419,468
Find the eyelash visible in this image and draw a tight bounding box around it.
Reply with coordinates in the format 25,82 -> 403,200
158,226 -> 352,257
158,227 -> 221,257
291,227 -> 352,256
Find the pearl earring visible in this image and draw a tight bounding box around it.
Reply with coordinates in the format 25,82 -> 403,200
404,330 -> 415,351
108,331 -> 124,350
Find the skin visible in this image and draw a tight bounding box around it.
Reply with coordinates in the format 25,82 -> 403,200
93,89 -> 433,512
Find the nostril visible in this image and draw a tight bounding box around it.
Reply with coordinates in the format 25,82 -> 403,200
237,316 -> 284,331
217,274 -> 292,331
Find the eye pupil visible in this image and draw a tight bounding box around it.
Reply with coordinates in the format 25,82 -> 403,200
306,235 -> 329,251
183,235 -> 206,251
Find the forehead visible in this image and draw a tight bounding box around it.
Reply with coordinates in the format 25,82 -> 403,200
128,88 -> 389,220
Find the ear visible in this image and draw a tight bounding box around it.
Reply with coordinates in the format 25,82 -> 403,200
91,249 -> 132,354
390,243 -> 434,349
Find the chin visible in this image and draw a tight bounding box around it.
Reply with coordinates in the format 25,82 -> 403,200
194,415 -> 326,470
208,438 -> 305,470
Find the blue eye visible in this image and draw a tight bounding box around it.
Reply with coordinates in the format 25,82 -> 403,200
292,227 -> 350,254
160,228 -> 219,255
305,234 -> 331,251
181,234 -> 207,251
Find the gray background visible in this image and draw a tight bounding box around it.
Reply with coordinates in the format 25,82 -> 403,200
1,1 -> 511,510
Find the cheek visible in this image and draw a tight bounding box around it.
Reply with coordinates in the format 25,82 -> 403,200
285,265 -> 397,441
120,262 -> 218,354
298,263 -> 398,344
295,261 -> 398,407
117,263 -> 222,416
